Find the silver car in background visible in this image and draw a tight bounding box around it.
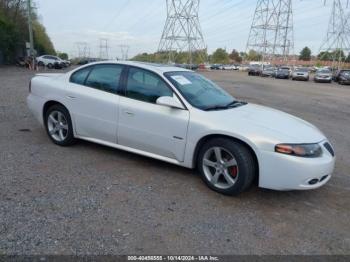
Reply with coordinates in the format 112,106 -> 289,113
314,68 -> 332,83
292,67 -> 310,81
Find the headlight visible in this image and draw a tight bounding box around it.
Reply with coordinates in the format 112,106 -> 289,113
275,143 -> 322,158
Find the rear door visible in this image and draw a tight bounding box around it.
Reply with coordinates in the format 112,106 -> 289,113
66,64 -> 124,143
117,67 -> 190,162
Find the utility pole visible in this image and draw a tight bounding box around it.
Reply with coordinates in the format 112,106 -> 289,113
319,0 -> 350,70
246,0 -> 295,65
27,0 -> 35,67
158,0 -> 206,64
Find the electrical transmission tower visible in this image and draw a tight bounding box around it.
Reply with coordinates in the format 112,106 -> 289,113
99,38 -> 109,60
158,0 -> 206,64
246,0 -> 294,64
319,0 -> 350,69
119,45 -> 130,60
76,42 -> 89,59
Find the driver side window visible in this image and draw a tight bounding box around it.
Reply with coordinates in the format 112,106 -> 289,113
126,67 -> 173,104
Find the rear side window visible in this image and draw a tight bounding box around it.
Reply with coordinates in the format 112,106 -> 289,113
85,64 -> 123,93
70,67 -> 92,85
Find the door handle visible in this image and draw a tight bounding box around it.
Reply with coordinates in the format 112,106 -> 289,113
124,111 -> 135,116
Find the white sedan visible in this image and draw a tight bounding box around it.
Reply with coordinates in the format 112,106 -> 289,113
27,61 -> 335,195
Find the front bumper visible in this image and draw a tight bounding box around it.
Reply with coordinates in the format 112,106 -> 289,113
276,75 -> 289,79
339,78 -> 350,84
315,77 -> 331,82
258,141 -> 335,191
293,75 -> 308,80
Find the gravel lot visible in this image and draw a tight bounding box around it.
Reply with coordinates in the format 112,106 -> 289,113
0,66 -> 349,255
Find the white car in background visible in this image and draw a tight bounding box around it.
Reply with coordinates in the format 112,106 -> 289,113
27,61 -> 335,195
37,55 -> 70,68
222,65 -> 238,70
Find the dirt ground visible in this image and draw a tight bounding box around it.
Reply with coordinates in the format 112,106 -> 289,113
0,66 -> 349,255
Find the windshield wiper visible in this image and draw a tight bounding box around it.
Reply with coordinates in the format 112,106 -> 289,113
204,101 -> 247,111
225,100 -> 247,108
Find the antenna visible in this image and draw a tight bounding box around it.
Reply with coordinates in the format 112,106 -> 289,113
158,0 -> 206,64
246,0 -> 295,64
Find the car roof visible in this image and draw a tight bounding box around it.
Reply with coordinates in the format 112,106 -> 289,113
85,60 -> 192,74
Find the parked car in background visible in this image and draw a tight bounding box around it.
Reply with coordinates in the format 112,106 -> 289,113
210,64 -> 222,70
37,55 -> 70,69
223,64 -> 238,70
337,70 -> 350,85
27,61 -> 335,195
248,65 -> 262,76
275,68 -> 290,79
176,64 -> 199,70
292,67 -> 310,81
333,69 -> 350,82
261,67 -> 276,77
239,64 -> 250,71
314,69 -> 332,83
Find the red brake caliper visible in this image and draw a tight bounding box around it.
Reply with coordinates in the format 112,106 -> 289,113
230,166 -> 238,178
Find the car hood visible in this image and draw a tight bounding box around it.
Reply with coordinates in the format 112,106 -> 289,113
316,73 -> 331,77
340,74 -> 350,79
203,104 -> 325,145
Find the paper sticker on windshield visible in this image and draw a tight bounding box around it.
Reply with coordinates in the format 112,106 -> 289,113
171,75 -> 192,85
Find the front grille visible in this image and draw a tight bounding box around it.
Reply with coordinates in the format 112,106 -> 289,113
324,142 -> 335,157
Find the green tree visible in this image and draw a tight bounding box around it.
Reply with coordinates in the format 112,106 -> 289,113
345,53 -> 350,63
211,48 -> 229,64
299,46 -> 311,61
318,49 -> 346,62
318,51 -> 331,61
247,50 -> 262,61
0,0 -> 55,63
229,49 -> 242,63
57,52 -> 68,60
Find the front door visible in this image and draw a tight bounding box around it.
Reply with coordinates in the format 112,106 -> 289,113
117,67 -> 189,162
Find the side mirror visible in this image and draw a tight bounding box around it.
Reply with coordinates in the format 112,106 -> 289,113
156,96 -> 185,110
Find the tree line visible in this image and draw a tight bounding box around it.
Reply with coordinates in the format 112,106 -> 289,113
132,46 -> 350,65
0,0 -> 55,64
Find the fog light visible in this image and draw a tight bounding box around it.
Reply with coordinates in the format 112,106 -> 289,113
308,179 -> 319,185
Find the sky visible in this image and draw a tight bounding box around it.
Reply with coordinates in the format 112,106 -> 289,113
35,0 -> 334,59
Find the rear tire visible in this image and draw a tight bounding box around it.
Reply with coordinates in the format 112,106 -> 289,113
198,138 -> 257,196
47,63 -> 53,69
45,104 -> 76,146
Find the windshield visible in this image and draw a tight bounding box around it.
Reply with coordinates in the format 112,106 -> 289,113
164,71 -> 237,110
295,68 -> 308,72
317,69 -> 331,74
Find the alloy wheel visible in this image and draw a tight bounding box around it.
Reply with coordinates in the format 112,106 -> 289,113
47,110 -> 68,142
202,147 -> 239,190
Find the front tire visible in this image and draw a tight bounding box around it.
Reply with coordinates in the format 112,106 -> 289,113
45,104 -> 76,146
198,138 -> 256,196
